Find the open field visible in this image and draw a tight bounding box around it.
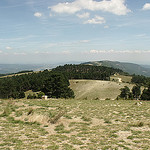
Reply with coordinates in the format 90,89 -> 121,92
70,80 -> 134,100
110,75 -> 132,83
0,99 -> 150,150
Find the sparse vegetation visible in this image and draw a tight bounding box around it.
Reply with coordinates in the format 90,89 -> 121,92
49,110 -> 66,124
0,98 -> 149,149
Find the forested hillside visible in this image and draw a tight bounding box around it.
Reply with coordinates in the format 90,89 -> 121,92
52,64 -> 124,80
0,70 -> 74,99
132,75 -> 150,86
0,64 -> 124,99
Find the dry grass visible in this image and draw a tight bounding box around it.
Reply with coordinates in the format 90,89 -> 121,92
69,79 -> 134,100
110,74 -> 132,83
0,98 -> 150,150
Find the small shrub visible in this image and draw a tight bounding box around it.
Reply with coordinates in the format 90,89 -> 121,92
129,122 -> 144,127
64,115 -> 72,119
27,94 -> 37,99
1,106 -> 11,117
15,110 -> 23,117
38,92 -> 45,99
81,116 -> 91,122
109,134 -> 118,138
47,144 -> 59,150
50,110 -> 66,124
127,135 -> 134,140
27,108 -> 33,115
104,119 -> 112,124
55,123 -> 64,131
137,122 -> 144,127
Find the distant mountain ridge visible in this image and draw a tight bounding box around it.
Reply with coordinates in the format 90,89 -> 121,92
0,64 -> 54,74
0,62 -> 81,74
82,61 -> 150,77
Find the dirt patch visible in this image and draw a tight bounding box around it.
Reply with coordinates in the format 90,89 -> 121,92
91,118 -> 105,127
117,130 -> 132,142
131,126 -> 150,131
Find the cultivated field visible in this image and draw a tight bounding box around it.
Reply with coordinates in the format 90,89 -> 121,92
69,80 -> 134,100
0,98 -> 150,150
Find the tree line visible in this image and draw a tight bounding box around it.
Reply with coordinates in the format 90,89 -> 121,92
119,85 -> 150,101
0,70 -> 74,99
52,64 -> 124,80
131,75 -> 150,86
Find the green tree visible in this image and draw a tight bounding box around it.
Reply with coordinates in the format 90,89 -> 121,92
132,85 -> 141,100
38,92 -> 45,99
42,73 -> 74,98
18,92 -> 25,99
120,86 -> 130,99
141,85 -> 150,101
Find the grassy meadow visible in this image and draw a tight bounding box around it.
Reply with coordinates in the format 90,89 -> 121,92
0,98 -> 150,150
69,79 -> 134,100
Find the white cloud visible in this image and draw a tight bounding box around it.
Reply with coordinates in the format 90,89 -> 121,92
89,50 -> 150,54
34,12 -> 42,17
104,25 -> 109,29
6,46 -> 12,50
50,0 -> 130,15
143,3 -> 150,10
76,12 -> 90,18
84,16 -> 105,24
34,51 -> 71,55
79,40 -> 90,43
62,51 -> 71,55
14,52 -> 27,55
90,49 -> 99,54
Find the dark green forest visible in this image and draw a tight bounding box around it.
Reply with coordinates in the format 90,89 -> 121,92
131,75 -> 150,86
131,75 -> 150,100
0,70 -> 74,99
52,64 -> 124,80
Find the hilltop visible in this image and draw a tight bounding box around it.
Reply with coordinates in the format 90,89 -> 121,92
82,61 -> 150,77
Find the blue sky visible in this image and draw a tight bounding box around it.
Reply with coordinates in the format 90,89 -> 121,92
0,0 -> 150,64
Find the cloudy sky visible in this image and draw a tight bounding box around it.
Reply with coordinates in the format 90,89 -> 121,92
0,0 -> 150,64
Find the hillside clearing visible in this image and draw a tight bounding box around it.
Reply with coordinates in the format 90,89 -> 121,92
69,80 -> 134,100
0,99 -> 150,150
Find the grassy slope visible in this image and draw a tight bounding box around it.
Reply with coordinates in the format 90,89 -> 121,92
0,99 -> 150,150
69,79 -> 134,100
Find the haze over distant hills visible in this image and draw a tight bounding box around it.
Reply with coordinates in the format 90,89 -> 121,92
82,61 -> 150,77
0,61 -> 150,77
0,62 -> 81,74
0,64 -> 54,74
